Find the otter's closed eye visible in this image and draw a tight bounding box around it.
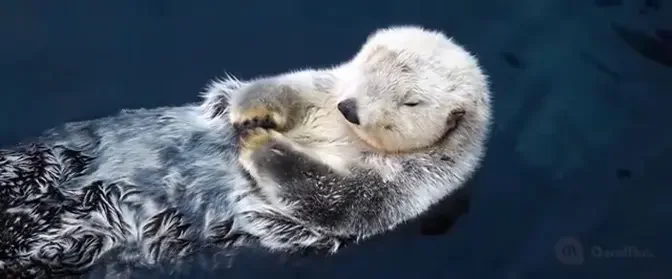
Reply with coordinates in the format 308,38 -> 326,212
403,101 -> 422,107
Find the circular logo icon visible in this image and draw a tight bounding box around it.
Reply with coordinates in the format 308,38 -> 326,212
555,236 -> 584,265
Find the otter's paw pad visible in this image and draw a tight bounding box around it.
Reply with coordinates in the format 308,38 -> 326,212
239,128 -> 285,161
231,106 -> 286,131
240,128 -> 272,152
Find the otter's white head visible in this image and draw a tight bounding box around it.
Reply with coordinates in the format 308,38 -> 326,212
335,26 -> 490,154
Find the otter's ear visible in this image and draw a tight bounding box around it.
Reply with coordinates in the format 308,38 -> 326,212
200,75 -> 245,119
447,108 -> 466,130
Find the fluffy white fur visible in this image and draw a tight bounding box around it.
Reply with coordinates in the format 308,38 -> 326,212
226,25 -> 492,252
0,25 -> 491,278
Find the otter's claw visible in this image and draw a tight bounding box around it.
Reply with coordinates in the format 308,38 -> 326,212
233,114 -> 278,131
230,106 -> 287,132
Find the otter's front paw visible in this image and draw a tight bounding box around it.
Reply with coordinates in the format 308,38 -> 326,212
230,104 -> 288,132
239,128 -> 283,162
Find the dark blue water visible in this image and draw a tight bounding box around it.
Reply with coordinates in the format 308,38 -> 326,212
1,0 -> 671,278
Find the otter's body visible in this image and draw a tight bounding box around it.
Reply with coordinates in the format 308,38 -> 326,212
0,104 -> 250,277
0,25 -> 492,278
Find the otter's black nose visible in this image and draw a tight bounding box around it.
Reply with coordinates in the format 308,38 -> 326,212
337,98 -> 360,125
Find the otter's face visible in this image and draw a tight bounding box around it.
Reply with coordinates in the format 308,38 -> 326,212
337,49 -> 466,153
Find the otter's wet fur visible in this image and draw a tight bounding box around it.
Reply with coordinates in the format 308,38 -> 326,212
0,25 -> 491,278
